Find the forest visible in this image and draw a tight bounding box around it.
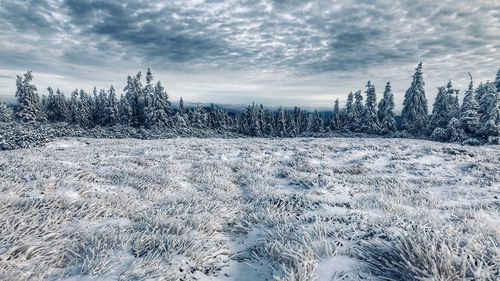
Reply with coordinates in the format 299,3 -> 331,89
1,63 -> 499,150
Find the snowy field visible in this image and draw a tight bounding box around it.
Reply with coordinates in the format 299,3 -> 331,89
0,137 -> 498,280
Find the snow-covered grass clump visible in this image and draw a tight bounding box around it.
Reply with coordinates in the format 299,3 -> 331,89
0,138 -> 498,280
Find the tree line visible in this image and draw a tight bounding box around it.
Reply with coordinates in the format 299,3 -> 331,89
1,63 -> 499,143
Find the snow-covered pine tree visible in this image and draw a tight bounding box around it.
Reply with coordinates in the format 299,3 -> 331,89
446,81 -> 460,120
69,89 -> 79,124
401,62 -> 428,135
44,87 -> 57,122
78,89 -> 93,128
276,107 -> 287,137
460,74 -> 480,136
286,110 -> 298,137
15,71 -> 43,122
309,109 -> 324,133
123,72 -> 143,127
119,94 -> 133,126
174,97 -> 188,128
428,87 -> 448,134
477,82 -> 500,138
264,110 -> 275,136
0,101 -> 13,122
330,99 -> 342,131
145,81 -> 172,128
106,85 -> 119,126
361,81 -> 380,134
141,69 -> 155,127
52,89 -> 68,122
446,118 -> 466,142
343,92 -> 355,131
379,82 -> 397,133
352,90 -> 364,132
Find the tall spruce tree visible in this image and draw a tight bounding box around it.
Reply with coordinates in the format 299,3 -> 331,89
15,71 -> 43,122
330,99 -> 342,130
477,82 -> 500,137
401,62 -> 428,135
0,102 -> 13,122
343,92 -> 355,131
361,81 -> 379,133
352,90 -> 364,132
460,74 -> 480,136
379,82 -> 396,133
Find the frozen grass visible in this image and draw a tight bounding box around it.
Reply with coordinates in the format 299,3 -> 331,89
0,137 -> 498,280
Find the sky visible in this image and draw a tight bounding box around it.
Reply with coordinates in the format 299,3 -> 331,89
0,0 -> 499,109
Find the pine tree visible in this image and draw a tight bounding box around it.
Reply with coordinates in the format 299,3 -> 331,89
174,97 -> 188,127
55,89 -> 68,122
146,81 -> 172,128
446,81 -> 460,120
352,90 -> 364,132
343,92 -> 355,131
124,72 -> 143,127
446,118 -> 466,142
360,81 -> 379,133
44,87 -> 57,122
460,74 -> 480,136
330,99 -> 342,130
106,85 -> 119,126
69,89 -> 80,124
15,71 -> 43,122
379,82 -> 397,133
0,102 -> 13,122
401,62 -> 428,135
286,110 -> 298,137
78,89 -> 93,128
119,94 -> 133,126
477,82 -> 500,137
276,107 -> 287,137
309,109 -> 324,132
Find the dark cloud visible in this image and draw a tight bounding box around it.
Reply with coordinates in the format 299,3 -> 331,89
0,0 -> 499,107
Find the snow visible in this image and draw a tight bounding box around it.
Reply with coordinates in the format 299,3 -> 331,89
0,137 -> 498,280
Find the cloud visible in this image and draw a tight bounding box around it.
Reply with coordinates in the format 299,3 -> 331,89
0,0 -> 499,107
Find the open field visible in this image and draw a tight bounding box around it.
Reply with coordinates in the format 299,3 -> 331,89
0,137 -> 498,280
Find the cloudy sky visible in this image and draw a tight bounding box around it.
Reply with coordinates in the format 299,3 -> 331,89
0,0 -> 499,109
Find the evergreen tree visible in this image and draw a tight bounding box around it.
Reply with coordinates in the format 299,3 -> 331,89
428,87 -> 449,133
352,90 -> 364,132
69,89 -> 80,124
445,81 -> 460,119
477,82 -> 500,137
379,82 -> 397,133
119,94 -> 133,126
460,74 -> 480,136
330,99 -> 342,130
0,102 -> 13,122
343,92 -> 355,131
44,87 -> 57,122
309,109 -> 324,132
55,89 -> 68,122
286,110 -> 298,137
145,81 -> 172,128
360,81 -> 379,133
106,85 -> 119,126
78,89 -> 93,128
446,118 -> 466,142
174,97 -> 188,127
401,62 -> 428,135
276,107 -> 286,137
15,71 -> 43,122
123,72 -> 143,127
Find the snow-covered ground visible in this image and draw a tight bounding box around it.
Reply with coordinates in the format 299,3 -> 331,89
0,137 -> 498,280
